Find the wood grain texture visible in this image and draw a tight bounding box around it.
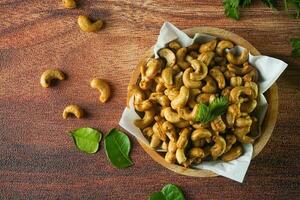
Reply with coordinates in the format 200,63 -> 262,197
0,0 -> 299,199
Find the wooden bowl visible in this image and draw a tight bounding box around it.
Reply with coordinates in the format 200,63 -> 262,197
128,27 -> 278,177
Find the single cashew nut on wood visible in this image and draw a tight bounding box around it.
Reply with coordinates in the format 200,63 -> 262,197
90,78 -> 111,103
158,48 -> 176,67
226,48 -> 249,65
62,0 -> 76,9
63,104 -> 84,119
40,69 -> 65,88
78,15 -> 103,32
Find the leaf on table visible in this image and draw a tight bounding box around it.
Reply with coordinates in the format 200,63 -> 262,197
290,38 -> 300,57
223,0 -> 240,20
149,192 -> 166,200
161,184 -> 185,200
70,127 -> 102,154
261,0 -> 278,9
104,129 -> 133,169
285,0 -> 300,18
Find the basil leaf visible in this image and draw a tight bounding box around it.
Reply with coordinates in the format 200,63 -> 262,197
70,127 -> 102,154
223,0 -> 240,20
149,192 -> 166,200
290,38 -> 300,57
261,0 -> 277,9
161,184 -> 185,200
240,0 -> 252,7
104,129 -> 133,169
285,0 -> 300,18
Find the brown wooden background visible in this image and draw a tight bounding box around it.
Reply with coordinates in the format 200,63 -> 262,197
0,1 -> 299,199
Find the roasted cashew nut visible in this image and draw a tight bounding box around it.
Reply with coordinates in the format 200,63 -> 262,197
158,48 -> 176,67
226,49 -> 249,65
90,78 -> 111,103
63,104 -> 84,119
176,128 -> 191,149
230,76 -> 243,87
209,67 -> 226,89
162,121 -> 177,142
197,51 -> 215,66
149,92 -> 170,107
187,88 -> 201,109
210,136 -> 226,160
176,148 -> 187,164
221,86 -> 233,98
142,127 -> 154,138
191,128 -> 212,143
134,109 -> 156,129
199,40 -> 217,53
224,70 -> 236,80
173,120 -> 190,128
165,151 -> 176,164
196,93 -> 216,104
153,120 -> 167,142
229,86 -> 255,103
171,86 -> 190,109
176,48 -> 190,70
164,88 -> 179,101
202,75 -> 217,93
241,100 -> 257,113
214,56 -> 227,66
150,132 -> 161,148
227,62 -> 252,75
221,145 -> 243,161
190,59 -> 208,81
243,68 -> 259,82
226,103 -> 240,127
161,67 -> 174,88
235,115 -> 252,127
178,105 -> 198,121
224,134 -> 237,153
245,81 -> 258,98
216,40 -> 234,56
168,41 -> 181,51
174,71 -> 184,89
183,68 -> 202,89
77,15 -> 103,32
40,69 -> 65,88
62,0 -> 76,9
211,116 -> 226,133
188,147 -> 205,159
162,107 -> 182,124
144,58 -> 163,81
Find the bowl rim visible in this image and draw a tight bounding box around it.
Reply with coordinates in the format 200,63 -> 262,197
128,26 -> 279,177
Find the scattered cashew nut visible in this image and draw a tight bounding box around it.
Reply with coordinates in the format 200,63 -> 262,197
40,69 -> 65,88
62,0 -> 76,9
90,78 -> 111,103
63,104 -> 84,119
77,15 -> 103,32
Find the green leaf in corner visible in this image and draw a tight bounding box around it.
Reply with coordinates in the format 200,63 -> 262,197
149,192 -> 166,200
290,38 -> 300,57
161,184 -> 185,200
285,0 -> 300,18
223,0 -> 240,20
104,129 -> 133,169
70,127 -> 102,154
240,0 -> 252,7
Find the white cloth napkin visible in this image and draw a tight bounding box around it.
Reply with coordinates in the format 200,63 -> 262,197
119,22 -> 287,183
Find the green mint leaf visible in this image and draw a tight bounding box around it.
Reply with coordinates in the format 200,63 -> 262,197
261,0 -> 277,9
161,184 -> 185,200
209,96 -> 229,117
223,0 -> 240,20
290,38 -> 300,57
104,129 -> 133,169
285,0 -> 300,18
149,192 -> 166,200
70,127 -> 102,154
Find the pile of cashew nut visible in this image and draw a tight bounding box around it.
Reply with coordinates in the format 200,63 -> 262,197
129,39 -> 260,167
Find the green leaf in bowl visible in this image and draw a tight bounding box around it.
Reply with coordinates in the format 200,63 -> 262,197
70,127 -> 102,154
104,129 -> 133,169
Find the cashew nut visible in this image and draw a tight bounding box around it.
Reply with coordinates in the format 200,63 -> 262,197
214,56 -> 227,66
165,151 -> 176,164
229,86 -> 255,103
224,70 -> 236,80
176,148 -> 187,164
224,134 -> 237,153
144,58 -> 163,81
226,103 -> 240,127
77,15 -> 103,32
149,92 -> 170,107
174,120 -> 190,128
161,67 -> 174,88
171,86 -> 190,109
211,116 -> 226,133
188,147 -> 205,159
221,86 -> 233,98
176,128 -> 191,149
230,76 -> 243,87
243,68 -> 259,82
216,40 -> 234,56
221,145 -> 243,161
210,136 -> 226,160
161,141 -> 168,151
245,82 -> 258,98
90,78 -> 111,103
153,120 -> 167,142
178,105 -> 198,121
199,40 -> 217,53
191,128 -> 212,142
161,107 -> 182,124
162,121 -> 177,142
134,109 -> 156,129
183,68 -> 202,89
63,104 -> 84,119
241,100 -> 257,113
187,43 -> 200,51
40,69 -> 65,88
150,132 -> 161,148
227,62 -> 252,75
164,88 -> 180,101
190,59 -> 208,81
187,88 -> 201,108
142,127 -> 154,138
209,67 -> 226,89
202,75 -> 217,93
168,41 -> 181,51
196,93 -> 216,104
176,48 -> 190,70
226,49 -> 249,65
174,71 -> 184,89
158,48 -> 176,67
197,51 -> 215,66
62,0 -> 76,9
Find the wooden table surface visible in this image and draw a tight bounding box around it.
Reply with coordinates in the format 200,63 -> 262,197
0,1 -> 299,199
